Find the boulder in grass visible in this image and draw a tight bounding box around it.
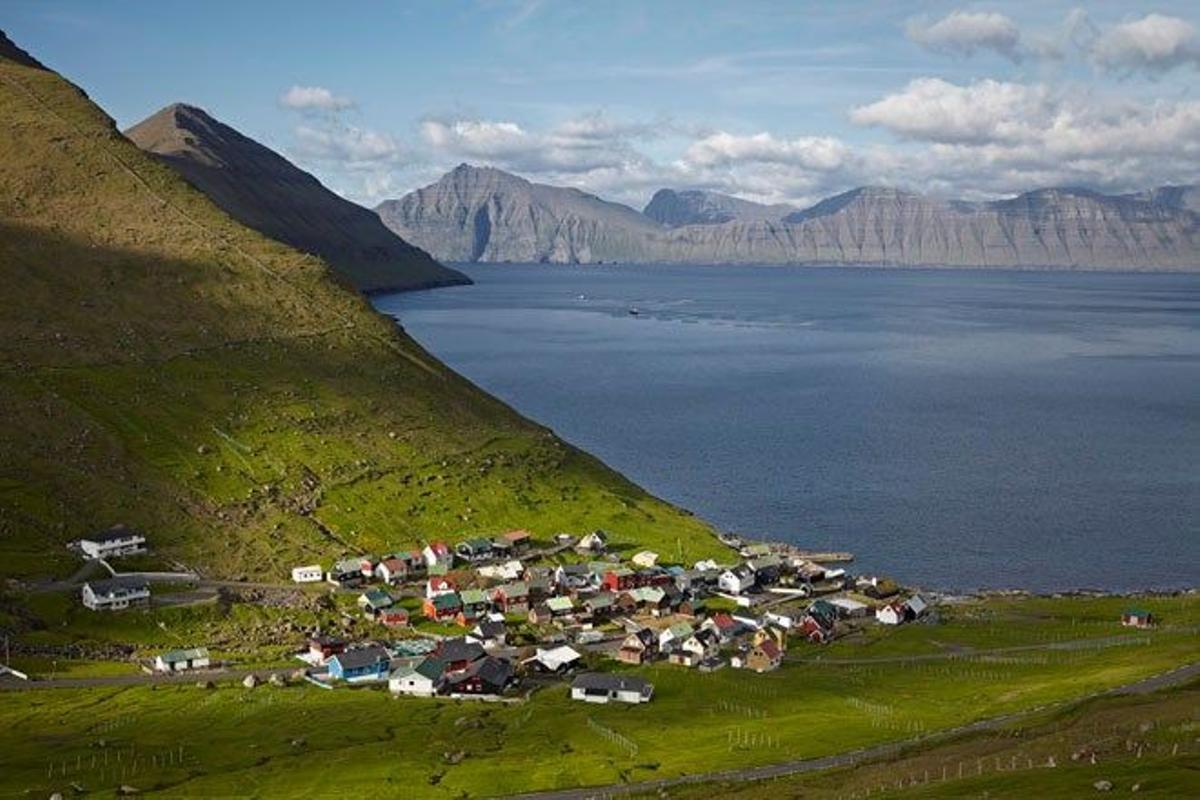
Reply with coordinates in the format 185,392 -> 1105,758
242,674 -> 259,689
268,673 -> 286,687
1093,780 -> 1113,792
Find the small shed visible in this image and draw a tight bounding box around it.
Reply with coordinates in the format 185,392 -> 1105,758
154,647 -> 210,672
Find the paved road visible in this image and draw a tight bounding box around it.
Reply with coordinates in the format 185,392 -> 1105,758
503,661 -> 1200,800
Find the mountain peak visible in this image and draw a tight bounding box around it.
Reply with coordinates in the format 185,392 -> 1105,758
644,188 -> 794,226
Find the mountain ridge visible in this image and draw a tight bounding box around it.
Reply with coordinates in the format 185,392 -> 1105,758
125,103 -> 470,293
378,164 -> 1200,270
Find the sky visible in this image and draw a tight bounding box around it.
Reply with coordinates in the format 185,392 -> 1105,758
7,1 -> 1200,209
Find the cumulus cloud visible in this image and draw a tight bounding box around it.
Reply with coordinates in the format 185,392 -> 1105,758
292,124 -> 405,165
906,10 -> 1022,61
1085,13 -> 1200,74
683,132 -> 849,170
850,78 -> 1053,145
279,85 -> 355,112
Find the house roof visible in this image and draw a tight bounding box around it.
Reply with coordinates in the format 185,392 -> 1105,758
504,529 -> 532,542
754,640 -> 781,659
430,592 -> 462,610
459,588 -> 489,605
448,655 -> 513,689
475,619 -> 506,638
495,581 -> 529,597
531,645 -> 582,670
159,647 -> 208,662
461,537 -> 493,551
572,672 -> 652,695
332,646 -> 389,670
83,525 -> 144,543
627,587 -> 666,604
546,596 -> 575,612
905,595 -> 929,615
438,638 -> 486,664
361,589 -> 393,607
333,557 -> 362,573
585,592 -> 616,610
378,557 -> 405,572
85,577 -> 149,595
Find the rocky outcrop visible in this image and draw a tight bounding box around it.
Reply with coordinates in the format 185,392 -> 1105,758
378,165 -> 1200,271
126,104 -> 469,293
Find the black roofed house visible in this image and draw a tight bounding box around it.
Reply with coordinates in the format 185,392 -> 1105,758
388,656 -> 445,697
456,537 -> 494,563
445,655 -> 514,696
436,637 -> 487,673
570,673 -> 654,704
904,594 -> 929,620
81,577 -> 150,611
75,525 -> 147,559
327,557 -> 364,587
468,619 -> 508,648
308,635 -> 346,664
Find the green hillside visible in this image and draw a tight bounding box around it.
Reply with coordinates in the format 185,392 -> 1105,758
0,31 -> 723,581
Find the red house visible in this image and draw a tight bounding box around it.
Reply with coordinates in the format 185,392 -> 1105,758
423,592 -> 462,621
308,635 -> 345,664
376,608 -> 410,628
602,569 -> 637,592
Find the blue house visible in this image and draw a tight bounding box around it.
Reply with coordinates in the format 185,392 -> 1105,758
327,646 -> 389,682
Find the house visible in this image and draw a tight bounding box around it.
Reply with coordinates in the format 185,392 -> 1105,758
764,610 -> 796,630
904,594 -> 929,620
76,525 -> 147,559
445,655 -> 514,696
492,581 -> 530,614
327,646 -> 390,683
658,621 -> 695,651
1122,608 -> 1155,628
575,530 -> 609,554
327,557 -> 364,587
861,576 -> 900,599
531,595 -> 576,622
875,602 -> 906,626
397,550 -> 426,576
389,657 -> 445,697
479,560 -> 525,581
807,600 -> 839,629
829,597 -> 869,618
153,647 -> 210,672
524,645 -> 582,674
798,615 -> 832,644
455,537 -> 493,563
423,592 -> 462,621
489,538 -> 514,560
376,608 -> 410,628
307,635 -> 345,664
357,555 -> 378,580
583,592 -> 617,619
556,563 -> 596,591
435,638 -> 486,673
469,619 -> 507,648
358,589 -> 394,614
740,543 -> 772,559
701,612 -> 745,643
667,647 -> 701,667
425,575 -> 457,599
747,555 -> 783,585
456,588 -> 492,625
625,586 -> 669,615
423,541 -> 453,569
631,551 -> 659,568
794,561 -> 826,584
745,639 -> 783,672
618,628 -> 658,665
680,630 -> 720,660
602,568 -> 637,593
502,529 -> 533,553
719,566 -> 756,595
291,564 -> 323,584
81,577 -> 150,611
375,557 -> 408,586
570,673 -> 653,704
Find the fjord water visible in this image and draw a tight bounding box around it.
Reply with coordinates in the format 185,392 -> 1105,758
375,265 -> 1200,592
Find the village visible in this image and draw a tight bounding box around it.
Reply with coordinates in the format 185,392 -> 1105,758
61,525 -> 1158,707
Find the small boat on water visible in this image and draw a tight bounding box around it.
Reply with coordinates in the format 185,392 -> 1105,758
628,308 -> 640,316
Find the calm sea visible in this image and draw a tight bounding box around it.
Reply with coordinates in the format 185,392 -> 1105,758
374,264 -> 1200,592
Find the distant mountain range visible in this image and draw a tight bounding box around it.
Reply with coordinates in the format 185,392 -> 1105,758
377,164 -> 1200,271
125,104 -> 469,293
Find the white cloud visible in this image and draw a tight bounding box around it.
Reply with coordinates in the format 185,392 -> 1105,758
682,131 -> 849,170
850,78 -> 1052,145
906,10 -> 1022,61
279,85 -> 356,112
1086,13 -> 1200,74
292,124 -> 404,165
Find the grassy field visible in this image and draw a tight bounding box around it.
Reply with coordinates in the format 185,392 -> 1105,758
637,681 -> 1200,799
1,594 -> 1196,798
0,38 -> 725,586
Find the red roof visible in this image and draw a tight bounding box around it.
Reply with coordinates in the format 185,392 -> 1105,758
756,640 -> 781,659
504,529 -> 532,542
427,541 -> 450,555
379,557 -> 404,571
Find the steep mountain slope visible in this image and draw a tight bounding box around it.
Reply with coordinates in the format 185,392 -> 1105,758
644,188 -> 794,226
125,103 -> 469,293
380,165 -> 1200,270
377,163 -> 664,263
0,32 -> 721,580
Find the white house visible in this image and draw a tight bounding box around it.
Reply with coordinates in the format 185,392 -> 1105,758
154,647 -> 210,672
81,577 -> 150,611
388,658 -> 444,697
478,559 -> 524,581
575,530 -> 608,554
631,551 -> 659,568
525,645 -> 582,673
764,610 -> 796,630
291,564 -> 323,583
570,673 -> 653,704
718,566 -> 755,595
422,541 -> 453,569
876,602 -> 906,625
75,525 -> 146,559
